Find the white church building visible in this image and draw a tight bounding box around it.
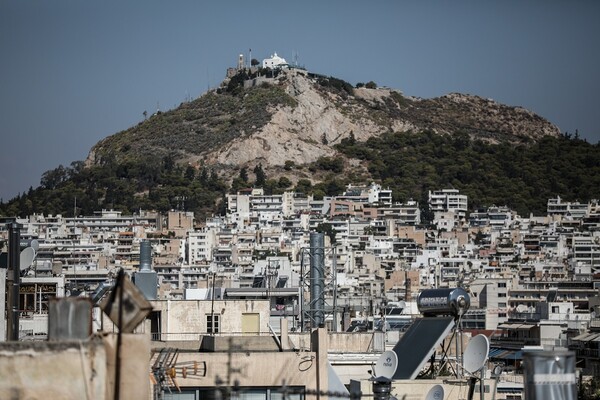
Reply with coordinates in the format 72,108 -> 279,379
262,52 -> 288,69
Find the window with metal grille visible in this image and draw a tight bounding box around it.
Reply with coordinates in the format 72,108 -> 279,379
207,314 -> 220,333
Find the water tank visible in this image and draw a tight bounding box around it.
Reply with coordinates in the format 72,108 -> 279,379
523,349 -> 576,400
417,288 -> 470,318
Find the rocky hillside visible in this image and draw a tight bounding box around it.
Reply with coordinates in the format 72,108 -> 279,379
3,65 -> 595,219
87,68 -> 560,178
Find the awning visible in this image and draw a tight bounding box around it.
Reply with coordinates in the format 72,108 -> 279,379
502,350 -> 523,360
572,332 -> 600,342
590,334 -> 600,342
516,324 -> 535,330
489,348 -> 524,360
489,348 -> 505,357
571,332 -> 591,341
497,322 -> 536,330
497,323 -> 520,329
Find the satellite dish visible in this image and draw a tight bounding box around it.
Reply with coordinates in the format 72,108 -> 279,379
492,364 -> 503,377
424,384 -> 444,400
463,334 -> 489,374
374,350 -> 398,379
29,239 -> 40,252
20,247 -> 36,271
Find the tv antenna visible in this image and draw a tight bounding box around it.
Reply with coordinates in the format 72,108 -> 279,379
151,348 -> 207,396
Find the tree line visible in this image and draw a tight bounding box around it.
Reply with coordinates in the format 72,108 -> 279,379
1,131 -> 598,219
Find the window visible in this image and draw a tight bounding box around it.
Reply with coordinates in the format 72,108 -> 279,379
498,313 -> 507,318
19,283 -> 57,316
498,293 -> 507,298
207,314 -> 220,334
498,302 -> 507,308
497,282 -> 507,288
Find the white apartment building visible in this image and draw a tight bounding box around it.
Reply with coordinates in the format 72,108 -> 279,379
571,234 -> 600,273
187,228 -> 217,264
282,192 -> 313,217
547,196 -> 589,219
433,211 -> 457,231
336,183 -> 392,206
428,189 -> 467,221
487,206 -> 513,230
470,277 -> 512,330
227,188 -> 284,227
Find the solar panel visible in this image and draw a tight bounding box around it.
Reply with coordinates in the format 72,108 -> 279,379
252,276 -> 265,288
391,317 -> 455,380
276,276 -> 288,288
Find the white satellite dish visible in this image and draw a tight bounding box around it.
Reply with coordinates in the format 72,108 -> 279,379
516,304 -> 528,313
20,247 -> 36,271
29,239 -> 40,252
463,334 -> 490,374
424,384 -> 444,400
374,350 -> 398,379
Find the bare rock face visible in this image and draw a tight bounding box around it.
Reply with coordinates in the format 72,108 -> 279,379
206,70 -> 559,170
209,70 -> 394,168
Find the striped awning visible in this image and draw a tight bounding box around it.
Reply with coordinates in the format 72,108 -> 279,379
489,348 -> 524,360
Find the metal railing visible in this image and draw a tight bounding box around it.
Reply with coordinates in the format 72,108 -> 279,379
150,331 -> 279,341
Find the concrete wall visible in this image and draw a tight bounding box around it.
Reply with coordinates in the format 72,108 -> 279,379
0,339 -> 107,399
150,299 -> 271,337
287,332 -> 383,353
0,333 -> 150,400
173,351 -> 321,393
165,329 -> 331,400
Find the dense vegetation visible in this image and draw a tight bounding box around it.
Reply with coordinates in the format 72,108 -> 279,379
1,131 -> 597,220
335,131 -> 600,215
0,156 -> 228,218
91,77 -> 297,166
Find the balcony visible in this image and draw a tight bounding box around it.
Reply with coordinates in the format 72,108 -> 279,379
491,335 -> 540,348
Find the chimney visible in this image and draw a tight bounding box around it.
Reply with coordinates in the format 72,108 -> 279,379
133,240 -> 158,300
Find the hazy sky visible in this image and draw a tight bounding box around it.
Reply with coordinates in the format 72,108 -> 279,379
1,1 -> 599,201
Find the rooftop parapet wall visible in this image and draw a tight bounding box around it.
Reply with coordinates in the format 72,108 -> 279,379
0,334 -> 150,400
0,339 -> 107,399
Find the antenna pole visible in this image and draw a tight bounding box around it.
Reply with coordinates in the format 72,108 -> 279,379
114,269 -> 125,400
210,272 -> 216,335
9,222 -> 21,341
480,368 -> 485,400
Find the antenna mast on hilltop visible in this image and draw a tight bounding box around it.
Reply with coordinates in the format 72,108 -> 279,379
248,48 -> 252,68
206,67 -> 210,92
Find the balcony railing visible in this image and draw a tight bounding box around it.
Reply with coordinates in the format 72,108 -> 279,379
491,336 -> 540,346
150,331 -> 276,341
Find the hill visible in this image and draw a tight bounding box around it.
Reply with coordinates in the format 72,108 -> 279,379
1,67 -> 597,219
86,68 -> 560,176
